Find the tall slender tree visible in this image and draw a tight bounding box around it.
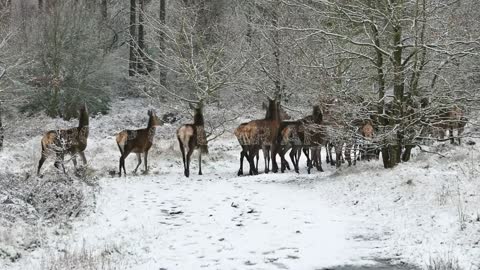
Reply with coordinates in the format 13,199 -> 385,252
129,0 -> 137,76
101,0 -> 107,19
137,0 -> 147,74
159,0 -> 166,85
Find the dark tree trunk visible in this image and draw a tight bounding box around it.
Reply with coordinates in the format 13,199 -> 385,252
101,0 -> 107,19
38,0 -> 43,10
0,107 -> 3,151
271,2 -> 283,100
137,0 -> 147,74
129,0 -> 137,76
159,0 -> 167,86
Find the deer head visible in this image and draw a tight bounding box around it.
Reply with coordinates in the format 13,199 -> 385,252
147,110 -> 162,127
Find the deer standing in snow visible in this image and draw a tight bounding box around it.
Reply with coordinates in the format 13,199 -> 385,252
177,103 -> 208,178
37,103 -> 89,175
116,110 -> 162,176
235,98 -> 282,175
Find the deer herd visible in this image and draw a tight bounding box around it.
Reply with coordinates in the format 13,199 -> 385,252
36,98 -> 468,177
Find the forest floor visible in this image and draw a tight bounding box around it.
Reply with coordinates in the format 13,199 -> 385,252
1,99 -> 479,270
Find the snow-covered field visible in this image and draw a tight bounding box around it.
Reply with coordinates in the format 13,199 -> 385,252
1,99 -> 479,270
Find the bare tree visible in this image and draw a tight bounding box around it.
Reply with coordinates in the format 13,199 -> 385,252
137,0 -> 148,74
129,0 -> 137,76
282,0 -> 480,168
159,0 -> 166,85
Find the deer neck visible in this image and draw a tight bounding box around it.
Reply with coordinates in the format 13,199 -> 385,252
78,111 -> 89,129
194,112 -> 204,127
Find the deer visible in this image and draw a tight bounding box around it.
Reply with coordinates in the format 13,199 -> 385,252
116,109 -> 162,177
235,101 -> 291,176
276,105 -> 324,174
235,98 -> 282,175
177,103 -> 208,178
344,119 -> 375,166
37,103 -> 89,175
433,105 -> 467,145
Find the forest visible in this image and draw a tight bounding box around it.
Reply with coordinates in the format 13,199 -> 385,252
0,0 -> 479,269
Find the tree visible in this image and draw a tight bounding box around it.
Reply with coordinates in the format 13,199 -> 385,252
137,0 -> 149,74
101,0 -> 107,19
284,0 -> 480,168
17,0 -> 111,119
159,0 -> 166,85
129,0 -> 137,76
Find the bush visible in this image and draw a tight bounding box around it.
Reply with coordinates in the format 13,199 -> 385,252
426,256 -> 463,270
18,0 -> 111,120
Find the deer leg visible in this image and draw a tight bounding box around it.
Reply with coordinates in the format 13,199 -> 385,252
119,149 -> 131,177
37,152 -> 47,176
238,147 -> 246,176
280,145 -> 291,172
54,153 -> 66,174
263,146 -> 269,174
303,147 -> 316,174
353,143 -> 358,165
178,138 -> 187,177
317,146 -> 323,172
458,126 -> 464,145
247,146 -> 257,175
288,147 -> 296,173
449,127 -> 454,144
304,147 -> 312,174
335,143 -> 342,169
345,144 -> 352,166
325,143 -> 330,163
185,142 -> 194,178
327,143 -> 335,166
271,144 -> 279,173
279,145 -> 288,173
198,150 -> 202,175
72,155 -> 78,171
79,151 -> 87,166
143,151 -> 149,174
255,148 -> 259,172
292,147 -> 300,173
133,153 -> 142,174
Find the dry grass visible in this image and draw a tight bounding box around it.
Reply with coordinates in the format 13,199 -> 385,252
426,255 -> 463,270
40,245 -> 121,270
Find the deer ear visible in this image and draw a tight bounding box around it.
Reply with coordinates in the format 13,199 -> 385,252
189,103 -> 195,110
147,110 -> 152,116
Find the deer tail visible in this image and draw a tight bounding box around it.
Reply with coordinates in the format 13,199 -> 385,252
116,131 -> 127,155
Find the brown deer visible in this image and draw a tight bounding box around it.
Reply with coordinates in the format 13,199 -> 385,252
236,100 -> 290,176
276,105 -> 324,173
235,122 -> 260,176
37,103 -> 89,175
116,110 -> 162,177
235,98 -> 282,175
344,119 -> 375,166
177,103 -> 208,178
432,105 -> 467,145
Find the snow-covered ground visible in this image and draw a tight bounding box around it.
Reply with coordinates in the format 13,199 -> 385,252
1,99 -> 479,270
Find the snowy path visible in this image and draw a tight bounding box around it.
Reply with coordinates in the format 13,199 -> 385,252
61,174 -> 383,270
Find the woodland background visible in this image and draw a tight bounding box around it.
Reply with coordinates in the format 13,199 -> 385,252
0,0 -> 480,167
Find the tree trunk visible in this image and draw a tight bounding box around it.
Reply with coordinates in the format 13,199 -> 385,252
371,22 -> 386,125
38,0 -> 43,10
159,0 -> 167,86
101,0 -> 107,19
383,0 -> 405,169
271,1 -> 283,100
137,0 -> 147,74
0,106 -> 3,151
129,0 -> 137,76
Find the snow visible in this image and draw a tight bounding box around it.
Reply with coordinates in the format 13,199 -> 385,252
1,99 -> 479,269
